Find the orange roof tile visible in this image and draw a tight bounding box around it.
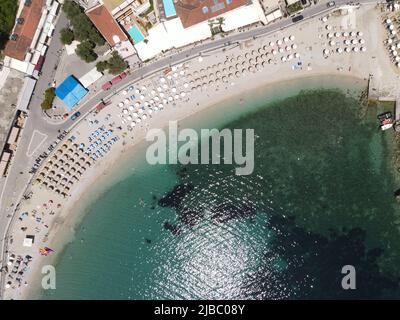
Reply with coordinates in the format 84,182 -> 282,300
86,5 -> 128,47
175,0 -> 249,28
4,0 -> 45,61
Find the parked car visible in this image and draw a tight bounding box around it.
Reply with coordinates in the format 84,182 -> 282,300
70,111 -> 81,121
327,1 -> 335,7
292,15 -> 304,23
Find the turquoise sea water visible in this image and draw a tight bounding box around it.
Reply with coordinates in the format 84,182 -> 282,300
42,77 -> 400,299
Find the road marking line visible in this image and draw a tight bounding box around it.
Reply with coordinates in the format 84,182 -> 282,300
26,130 -> 48,158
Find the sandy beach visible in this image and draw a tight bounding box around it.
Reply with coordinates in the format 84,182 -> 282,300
2,4 -> 400,299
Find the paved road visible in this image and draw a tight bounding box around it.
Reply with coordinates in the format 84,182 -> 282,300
0,0 -> 378,298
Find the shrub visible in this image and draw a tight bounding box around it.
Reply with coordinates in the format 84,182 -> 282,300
41,88 -> 55,110
60,28 -> 74,45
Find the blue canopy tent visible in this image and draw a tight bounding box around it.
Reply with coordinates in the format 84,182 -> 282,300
55,75 -> 88,109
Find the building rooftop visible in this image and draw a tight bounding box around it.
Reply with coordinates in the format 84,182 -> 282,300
102,0 -> 126,12
4,0 -> 45,61
86,4 -> 128,47
175,0 -> 250,28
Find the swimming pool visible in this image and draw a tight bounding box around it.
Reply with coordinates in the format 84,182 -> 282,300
163,0 -> 177,18
128,25 -> 145,43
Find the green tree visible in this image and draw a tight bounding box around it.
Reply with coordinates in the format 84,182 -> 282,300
0,0 -> 18,50
62,1 -> 105,46
107,51 -> 128,75
96,60 -> 109,73
41,88 -> 55,110
60,28 -> 74,45
76,41 -> 97,63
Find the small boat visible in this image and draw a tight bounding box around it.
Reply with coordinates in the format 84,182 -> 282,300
377,112 -> 393,131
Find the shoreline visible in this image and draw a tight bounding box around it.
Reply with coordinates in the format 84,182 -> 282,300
27,73 -> 367,300
3,5 -> 399,299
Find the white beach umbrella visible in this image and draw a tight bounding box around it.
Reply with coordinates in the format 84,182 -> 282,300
351,39 -> 358,45
123,109 -> 128,114
391,30 -> 397,35
289,35 -> 295,41
140,95 -> 145,100
163,98 -> 168,103
281,56 -> 287,62
133,112 -> 138,117
181,92 -> 186,97
357,31 -> 363,37
142,114 -> 148,120
327,33 -> 333,38
135,102 -> 140,107
136,118 -> 141,123
138,108 -> 144,113
198,56 -> 203,62
124,98 -> 130,104
350,31 -> 356,37
397,43 -> 400,49
283,37 -> 289,42
173,73 -> 178,78
184,83 -> 189,88
343,32 -> 349,37
160,92 -> 165,98
141,85 -> 147,91
389,24 -> 395,31
345,47 -> 351,53
154,96 -> 160,101
168,96 -> 173,101
269,41 -> 275,47
322,16 -> 328,22
130,122 -> 136,127
163,84 -> 168,89
127,116 -> 132,121
291,43 -> 297,49
135,89 -> 140,94
167,75 -> 172,80
151,90 -> 156,95
326,25 -> 332,30
129,106 -> 134,111
158,104 -> 163,108
344,39 -> 350,45
277,39 -> 282,45
334,32 -> 340,37
148,109 -> 153,114
118,102 -> 124,107
393,51 -> 398,56
172,87 -> 177,93
360,47 -> 366,52
285,46 -> 291,51
122,90 -> 127,95
295,53 -> 300,58
288,54 -> 293,60
329,40 -> 336,46
180,70 -> 185,75
386,19 -> 392,24
359,39 -> 365,44
172,66 -> 177,72
272,49 -> 277,55
324,49 -> 330,55
279,48 -> 284,53
353,47 -> 359,52
160,78 -> 166,83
